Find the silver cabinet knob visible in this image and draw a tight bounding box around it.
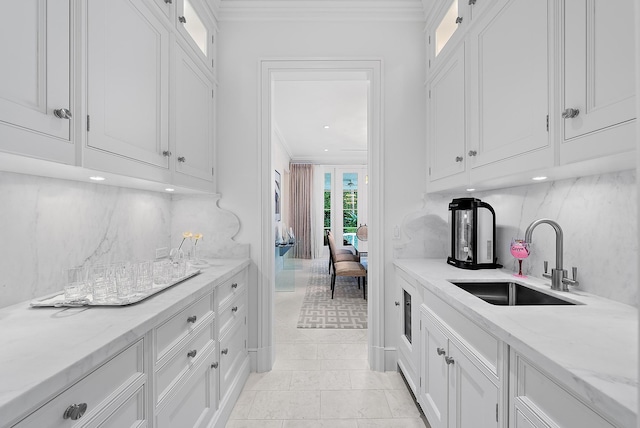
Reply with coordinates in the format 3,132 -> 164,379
211,362 -> 218,369
231,282 -> 238,289
436,347 -> 446,356
221,348 -> 229,355
63,403 -> 87,420
232,306 -> 238,313
445,356 -> 455,365
178,156 -> 186,163
179,16 -> 186,23
187,349 -> 197,358
468,0 -> 477,4
394,301 -> 400,306
162,150 -> 172,157
562,108 -> 580,119
164,0 -> 172,3
187,315 -> 197,323
455,16 -> 463,24
53,108 -> 72,119
455,156 -> 463,162
468,150 -> 477,156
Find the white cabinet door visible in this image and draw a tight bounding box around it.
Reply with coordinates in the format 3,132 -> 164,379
561,0 -> 636,161
420,309 -> 449,428
86,0 -> 170,169
156,351 -> 216,428
428,46 -> 467,187
448,342 -> 498,428
173,47 -> 214,187
468,0 -> 550,171
0,0 -> 74,164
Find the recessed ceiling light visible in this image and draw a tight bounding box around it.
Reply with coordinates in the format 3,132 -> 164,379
323,125 -> 330,129
532,176 -> 547,181
89,176 -> 105,181
466,188 -> 475,192
165,188 -> 175,192
324,149 -> 329,152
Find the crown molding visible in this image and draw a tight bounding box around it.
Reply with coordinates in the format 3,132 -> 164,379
214,0 -> 427,22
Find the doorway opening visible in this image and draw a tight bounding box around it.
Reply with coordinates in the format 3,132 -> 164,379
259,59 -> 384,373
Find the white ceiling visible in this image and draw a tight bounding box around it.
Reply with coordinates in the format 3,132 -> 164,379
273,74 -> 369,165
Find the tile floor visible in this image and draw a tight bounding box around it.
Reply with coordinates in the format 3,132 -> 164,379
227,259 -> 429,428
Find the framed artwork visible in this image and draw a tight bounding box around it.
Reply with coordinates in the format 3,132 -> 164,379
275,170 -> 281,221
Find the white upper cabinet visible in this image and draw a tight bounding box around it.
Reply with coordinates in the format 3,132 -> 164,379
173,47 -> 215,188
560,0 -> 636,164
467,0 -> 552,174
177,0 -> 216,77
0,0 -> 75,164
427,47 -> 467,189
85,0 -> 171,176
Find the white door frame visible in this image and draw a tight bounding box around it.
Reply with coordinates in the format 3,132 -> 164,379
258,59 -> 385,371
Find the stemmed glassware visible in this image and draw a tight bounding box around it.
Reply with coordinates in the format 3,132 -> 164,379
510,239 -> 530,278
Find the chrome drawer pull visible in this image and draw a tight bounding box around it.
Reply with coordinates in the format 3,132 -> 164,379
436,347 -> 446,356
445,356 -> 455,365
221,348 -> 229,355
211,362 -> 219,369
53,108 -> 72,119
231,306 -> 238,313
187,315 -> 197,323
231,282 -> 238,289
187,349 -> 197,358
63,403 -> 87,420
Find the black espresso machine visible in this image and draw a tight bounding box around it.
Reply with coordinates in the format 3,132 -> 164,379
447,197 -> 501,269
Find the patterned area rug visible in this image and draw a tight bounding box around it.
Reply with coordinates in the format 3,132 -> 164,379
297,260 -> 367,329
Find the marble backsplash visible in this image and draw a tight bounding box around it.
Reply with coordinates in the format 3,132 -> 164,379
0,172 -> 248,309
395,170 -> 638,307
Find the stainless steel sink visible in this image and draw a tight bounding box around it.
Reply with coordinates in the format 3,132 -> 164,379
450,281 -> 577,306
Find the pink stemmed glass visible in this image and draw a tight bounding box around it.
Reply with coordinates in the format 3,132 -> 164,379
510,239 -> 530,278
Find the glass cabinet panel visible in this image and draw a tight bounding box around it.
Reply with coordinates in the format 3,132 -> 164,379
435,0 -> 459,56
180,0 -> 208,56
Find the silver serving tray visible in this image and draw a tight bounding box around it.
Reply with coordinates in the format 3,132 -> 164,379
30,270 -> 201,308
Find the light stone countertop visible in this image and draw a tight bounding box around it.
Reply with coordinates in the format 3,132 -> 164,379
0,258 -> 250,427
394,258 -> 638,428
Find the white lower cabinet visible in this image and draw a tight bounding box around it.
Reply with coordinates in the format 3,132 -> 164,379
509,351 -> 617,428
155,347 -> 217,428
10,267 -> 249,428
419,305 -> 501,428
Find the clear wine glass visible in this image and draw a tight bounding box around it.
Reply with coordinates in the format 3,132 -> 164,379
510,238 -> 530,278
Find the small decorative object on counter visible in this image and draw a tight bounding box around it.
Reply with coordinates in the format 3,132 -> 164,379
190,233 -> 207,266
510,239 -> 530,278
64,267 -> 90,303
169,247 -> 186,278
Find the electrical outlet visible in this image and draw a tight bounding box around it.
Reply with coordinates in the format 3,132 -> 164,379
156,247 -> 169,259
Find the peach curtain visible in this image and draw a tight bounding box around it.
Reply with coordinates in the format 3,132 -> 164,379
289,163 -> 313,259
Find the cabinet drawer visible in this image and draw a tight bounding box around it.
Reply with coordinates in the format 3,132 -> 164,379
511,352 -> 616,428
156,321 -> 215,404
155,348 -> 216,428
219,320 -> 247,399
86,385 -> 146,428
155,292 -> 213,361
13,340 -> 145,428
217,271 -> 247,311
218,289 -> 247,338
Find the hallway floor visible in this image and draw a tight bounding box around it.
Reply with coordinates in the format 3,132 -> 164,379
227,258 -> 428,428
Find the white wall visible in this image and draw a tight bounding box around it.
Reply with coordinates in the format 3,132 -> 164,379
0,171 -> 172,308
272,129 -> 291,233
217,20 -> 427,363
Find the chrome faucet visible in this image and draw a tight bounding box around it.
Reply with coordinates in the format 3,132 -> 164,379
524,219 -> 579,291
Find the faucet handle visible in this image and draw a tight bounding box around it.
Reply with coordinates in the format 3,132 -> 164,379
543,261 -> 548,274
572,267 -> 578,282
